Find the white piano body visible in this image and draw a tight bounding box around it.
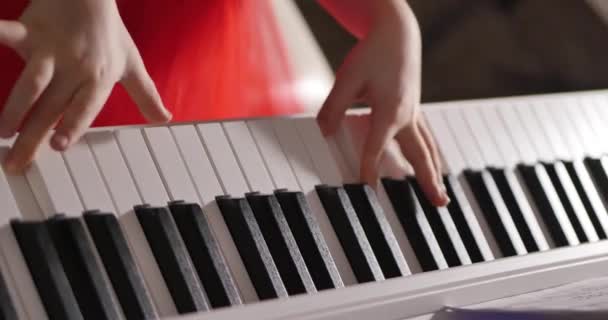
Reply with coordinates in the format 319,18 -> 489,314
1,90 -> 608,320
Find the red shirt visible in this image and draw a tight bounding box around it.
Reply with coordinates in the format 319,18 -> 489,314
0,0 -> 301,126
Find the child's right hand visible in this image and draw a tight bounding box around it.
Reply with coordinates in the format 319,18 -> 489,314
0,0 -> 171,174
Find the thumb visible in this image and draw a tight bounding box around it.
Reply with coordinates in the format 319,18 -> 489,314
0,20 -> 26,49
121,53 -> 172,123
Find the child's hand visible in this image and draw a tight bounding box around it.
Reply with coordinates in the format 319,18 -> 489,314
0,0 -> 171,173
317,3 -> 449,206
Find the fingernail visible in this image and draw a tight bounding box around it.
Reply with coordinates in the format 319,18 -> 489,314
51,134 -> 70,151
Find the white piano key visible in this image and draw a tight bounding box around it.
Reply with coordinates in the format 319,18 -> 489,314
423,109 -> 468,174
5,173 -> 43,221
503,170 -> 552,251
223,121 -> 275,193
447,177 -> 495,261
25,143 -> 83,216
170,125 -> 224,205
559,103 -> 608,237
333,116 -> 419,274
534,166 -> 580,246
437,206 -> 472,266
585,97 -> 608,154
533,103 -> 572,160
515,104 -> 555,162
0,149 -> 47,320
466,106 -> 551,251
480,106 -> 520,167
171,124 -> 259,304
272,119 -> 357,285
497,106 -> 581,247
115,129 -> 169,207
498,106 -> 538,164
551,102 -> 586,159
293,118 -> 346,185
533,104 -> 600,242
143,127 -> 199,203
442,109 -> 485,170
446,109 -> 527,256
197,123 -> 249,196
462,108 -> 503,167
62,139 -> 114,212
567,99 -> 602,158
86,131 -> 174,317
571,160 -> 608,238
554,162 -> 600,242
247,120 -> 300,191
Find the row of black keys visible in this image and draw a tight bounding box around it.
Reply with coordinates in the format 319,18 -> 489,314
3,157 -> 608,320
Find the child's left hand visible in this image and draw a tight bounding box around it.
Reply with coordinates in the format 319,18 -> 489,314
317,2 -> 449,206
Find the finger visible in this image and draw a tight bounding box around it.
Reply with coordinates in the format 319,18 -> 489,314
0,56 -> 54,138
3,81 -> 76,174
418,117 -> 443,183
360,116 -> 399,186
0,20 -> 26,49
121,53 -> 171,123
317,67 -> 364,136
396,124 -> 449,206
51,82 -> 113,151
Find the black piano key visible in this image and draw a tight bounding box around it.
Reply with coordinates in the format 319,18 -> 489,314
135,205 -> 210,314
488,168 -> 540,253
46,216 -> 123,320
407,178 -> 461,267
381,178 -> 439,272
246,194 -> 316,295
543,163 -> 588,243
274,190 -> 343,290
168,202 -> 242,308
315,186 -> 384,283
11,220 -> 84,320
563,162 -> 607,240
83,211 -> 157,319
0,265 -> 18,320
463,170 -> 518,257
216,196 -> 288,300
517,164 -> 572,247
343,184 -> 410,277
443,176 -> 485,263
585,157 -> 608,204
342,183 -> 410,277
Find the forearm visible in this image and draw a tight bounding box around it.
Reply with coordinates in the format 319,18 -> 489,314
317,0 -> 414,38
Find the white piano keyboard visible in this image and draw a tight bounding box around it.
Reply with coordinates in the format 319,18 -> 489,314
1,90 -> 608,320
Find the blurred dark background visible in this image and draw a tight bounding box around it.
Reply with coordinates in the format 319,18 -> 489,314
295,0 -> 608,103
